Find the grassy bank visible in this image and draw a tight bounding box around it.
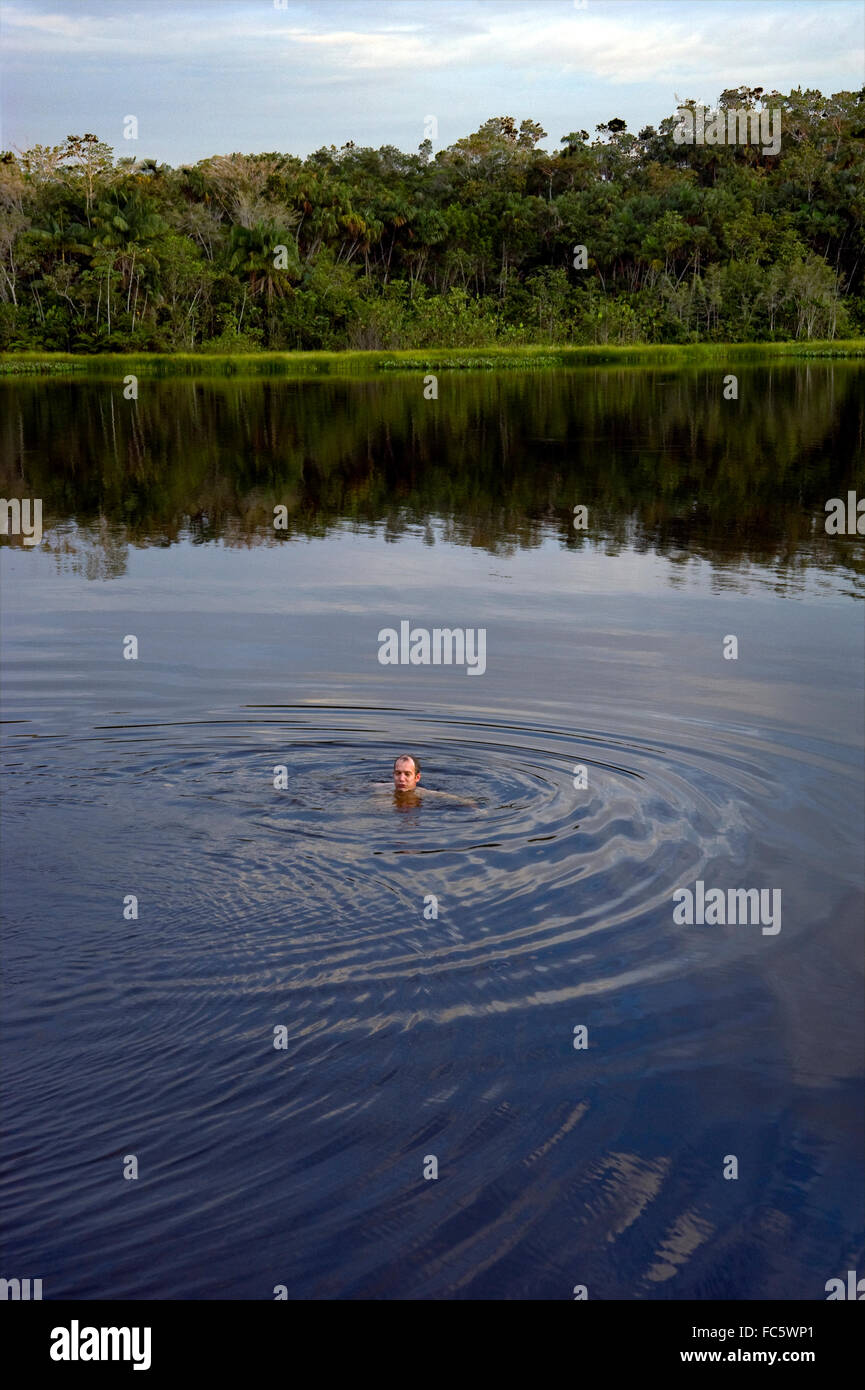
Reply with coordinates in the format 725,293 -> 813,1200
1,341 -> 864,378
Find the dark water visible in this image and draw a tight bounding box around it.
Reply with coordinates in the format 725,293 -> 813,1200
1,366 -> 863,1300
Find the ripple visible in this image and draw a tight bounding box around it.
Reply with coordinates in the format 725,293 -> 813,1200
2,702 -> 858,1297
2,702 -> 838,1025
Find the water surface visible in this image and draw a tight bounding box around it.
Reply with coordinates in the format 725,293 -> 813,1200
1,366 -> 862,1299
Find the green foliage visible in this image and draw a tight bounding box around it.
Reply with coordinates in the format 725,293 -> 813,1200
1,90 -> 863,351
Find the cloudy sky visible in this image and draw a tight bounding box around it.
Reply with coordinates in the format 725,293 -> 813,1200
2,0 -> 863,164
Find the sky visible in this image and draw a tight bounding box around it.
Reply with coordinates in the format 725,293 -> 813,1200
2,0 -> 863,165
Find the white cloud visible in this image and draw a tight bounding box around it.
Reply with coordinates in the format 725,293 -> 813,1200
1,0 -> 861,89
3,0 -> 861,163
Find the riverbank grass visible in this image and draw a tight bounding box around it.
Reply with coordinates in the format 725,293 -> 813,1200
1,341 -> 863,377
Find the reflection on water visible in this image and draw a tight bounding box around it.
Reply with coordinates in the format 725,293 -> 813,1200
0,366 -> 862,1300
1,365 -> 863,592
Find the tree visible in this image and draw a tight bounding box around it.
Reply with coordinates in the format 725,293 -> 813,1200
2,90 -> 862,352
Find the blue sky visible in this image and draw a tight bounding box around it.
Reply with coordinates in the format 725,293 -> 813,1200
2,0 -> 863,165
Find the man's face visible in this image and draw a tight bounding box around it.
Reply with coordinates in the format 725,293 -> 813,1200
393,758 -> 420,792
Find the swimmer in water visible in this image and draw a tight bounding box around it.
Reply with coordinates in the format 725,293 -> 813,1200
393,754 -> 422,794
373,755 -> 477,806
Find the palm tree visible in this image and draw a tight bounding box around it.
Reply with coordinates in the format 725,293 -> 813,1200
90,183 -> 167,331
228,219 -> 300,301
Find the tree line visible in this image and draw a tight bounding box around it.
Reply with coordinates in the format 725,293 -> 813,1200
1,87 -> 863,352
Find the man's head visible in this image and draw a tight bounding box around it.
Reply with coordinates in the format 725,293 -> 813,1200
393,754 -> 421,792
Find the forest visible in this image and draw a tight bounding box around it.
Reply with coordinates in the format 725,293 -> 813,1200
1,86 -> 863,352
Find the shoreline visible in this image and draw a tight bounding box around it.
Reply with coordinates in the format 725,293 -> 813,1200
1,340 -> 864,378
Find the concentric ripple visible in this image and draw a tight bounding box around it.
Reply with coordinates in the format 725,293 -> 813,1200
2,702 -> 834,1024
1,704 -> 859,1298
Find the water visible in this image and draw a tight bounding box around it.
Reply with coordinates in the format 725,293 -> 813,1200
1,366 -> 862,1299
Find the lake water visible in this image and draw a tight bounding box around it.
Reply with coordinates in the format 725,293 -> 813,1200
1,365 -> 862,1299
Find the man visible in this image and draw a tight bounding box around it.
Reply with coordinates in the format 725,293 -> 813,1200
376,755 -> 476,806
393,754 -> 422,793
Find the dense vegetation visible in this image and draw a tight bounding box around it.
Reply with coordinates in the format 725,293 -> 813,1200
2,87 -> 863,352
